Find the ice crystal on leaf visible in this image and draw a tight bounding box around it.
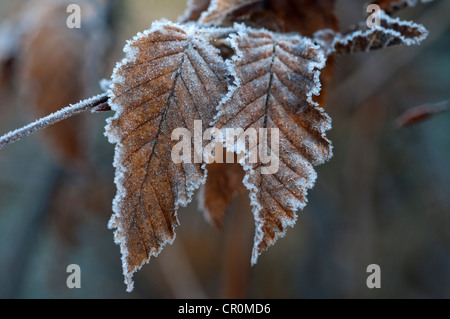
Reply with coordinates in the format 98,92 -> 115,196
106,21 -> 234,291
213,25 -> 332,263
315,10 -> 429,55
373,0 -> 434,15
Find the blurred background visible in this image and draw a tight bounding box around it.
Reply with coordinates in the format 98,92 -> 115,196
0,0 -> 448,298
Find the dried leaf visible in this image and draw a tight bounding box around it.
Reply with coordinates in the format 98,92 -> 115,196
104,0 -> 431,290
268,0 -> 338,36
0,21 -> 20,89
200,0 -> 261,24
16,0 -> 108,164
195,1 -> 339,227
200,0 -> 339,36
179,0 -> 211,22
317,10 -> 429,55
395,101 -> 449,128
260,0 -> 339,110
269,0 -> 339,110
199,155 -> 245,229
372,0 -> 433,15
214,26 -> 332,263
200,0 -> 339,109
106,21 -> 232,291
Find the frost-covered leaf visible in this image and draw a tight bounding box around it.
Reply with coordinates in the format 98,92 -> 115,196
317,10 -> 429,55
268,0 -> 339,110
199,0 -> 339,109
106,21 -> 232,291
214,26 -> 332,263
372,0 -> 433,15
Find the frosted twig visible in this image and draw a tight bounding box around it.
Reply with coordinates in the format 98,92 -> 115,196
0,94 -> 109,150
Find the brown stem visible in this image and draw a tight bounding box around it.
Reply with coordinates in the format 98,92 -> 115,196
0,94 -> 109,150
221,193 -> 252,298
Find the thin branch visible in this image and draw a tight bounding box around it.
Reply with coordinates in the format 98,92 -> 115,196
221,194 -> 252,299
0,94 -> 109,150
395,100 -> 449,128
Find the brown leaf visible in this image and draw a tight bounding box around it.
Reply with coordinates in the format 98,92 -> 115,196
200,0 -> 262,24
106,21 -> 232,291
192,1 -> 339,112
195,1 -> 338,225
199,153 -> 245,229
180,0 -> 211,22
214,26 -> 332,263
267,0 -> 338,36
371,0 -> 433,15
16,0 -> 107,164
199,0 -> 339,36
267,0 -> 339,110
317,10 -> 429,55
269,0 -> 339,109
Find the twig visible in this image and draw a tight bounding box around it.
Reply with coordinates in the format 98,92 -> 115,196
221,193 -> 252,299
156,242 -> 207,299
0,94 -> 108,150
394,100 -> 449,128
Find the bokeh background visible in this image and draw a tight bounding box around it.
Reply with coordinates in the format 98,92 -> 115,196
0,0 -> 449,298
